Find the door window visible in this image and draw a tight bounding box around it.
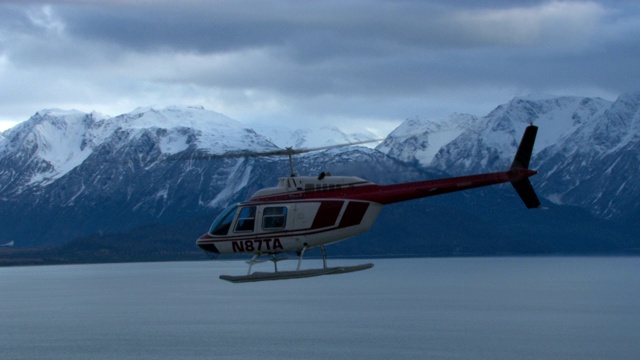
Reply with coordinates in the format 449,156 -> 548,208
262,206 -> 287,230
234,206 -> 256,232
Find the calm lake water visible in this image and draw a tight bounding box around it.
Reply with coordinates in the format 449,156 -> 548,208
1,257 -> 638,360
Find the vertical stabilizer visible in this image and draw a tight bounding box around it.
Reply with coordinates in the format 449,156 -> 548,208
511,125 -> 538,169
510,125 -> 540,209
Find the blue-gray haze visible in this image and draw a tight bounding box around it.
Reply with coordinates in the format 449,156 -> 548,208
1,258 -> 638,360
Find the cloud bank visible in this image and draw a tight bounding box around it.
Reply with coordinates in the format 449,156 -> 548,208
1,1 -> 638,134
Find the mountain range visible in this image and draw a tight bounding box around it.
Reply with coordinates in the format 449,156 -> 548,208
1,94 -> 638,264
379,93 -> 640,222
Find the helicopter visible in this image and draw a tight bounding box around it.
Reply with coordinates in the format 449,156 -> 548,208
196,125 -> 540,283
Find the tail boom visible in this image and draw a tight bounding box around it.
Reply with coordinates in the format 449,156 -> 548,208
350,167 -> 538,205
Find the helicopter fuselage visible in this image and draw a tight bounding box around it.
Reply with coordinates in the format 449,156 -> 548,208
196,176 -> 384,254
196,167 -> 536,256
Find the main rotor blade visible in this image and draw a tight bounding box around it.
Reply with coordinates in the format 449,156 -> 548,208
169,138 -> 385,161
291,138 -> 386,155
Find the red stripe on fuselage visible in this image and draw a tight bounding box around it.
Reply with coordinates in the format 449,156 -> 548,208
248,169 -> 536,205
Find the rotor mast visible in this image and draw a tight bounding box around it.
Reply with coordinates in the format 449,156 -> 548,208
285,147 -> 295,177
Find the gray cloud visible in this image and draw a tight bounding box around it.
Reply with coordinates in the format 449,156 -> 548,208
0,0 -> 638,133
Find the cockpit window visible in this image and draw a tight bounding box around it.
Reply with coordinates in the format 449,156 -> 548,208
262,206 -> 287,230
209,205 -> 237,236
234,206 -> 256,232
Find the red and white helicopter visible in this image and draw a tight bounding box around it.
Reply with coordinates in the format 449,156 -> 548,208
197,125 -> 540,282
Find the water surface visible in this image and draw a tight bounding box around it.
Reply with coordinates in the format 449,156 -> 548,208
1,257 -> 638,359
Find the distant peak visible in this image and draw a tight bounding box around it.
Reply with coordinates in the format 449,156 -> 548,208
115,105 -> 241,133
513,94 -> 559,102
132,105 -> 206,111
35,108 -> 85,118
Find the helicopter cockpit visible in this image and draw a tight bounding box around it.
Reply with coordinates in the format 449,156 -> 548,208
209,204 -> 237,235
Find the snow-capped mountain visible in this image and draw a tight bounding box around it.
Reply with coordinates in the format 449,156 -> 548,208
378,93 -> 639,220
0,95 -> 638,255
378,95 -> 613,173
534,93 -> 640,219
0,106 -> 392,247
0,109 -> 108,190
0,106 -> 277,195
376,114 -> 476,167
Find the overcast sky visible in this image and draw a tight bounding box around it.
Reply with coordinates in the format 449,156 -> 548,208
1,1 -> 638,135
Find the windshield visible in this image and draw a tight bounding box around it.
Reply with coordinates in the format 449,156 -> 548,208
209,204 -> 238,236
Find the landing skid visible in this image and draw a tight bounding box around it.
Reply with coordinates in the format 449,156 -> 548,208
219,245 -> 373,283
219,263 -> 373,283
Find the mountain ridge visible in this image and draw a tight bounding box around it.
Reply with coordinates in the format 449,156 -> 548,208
378,93 -> 640,220
1,94 -> 638,262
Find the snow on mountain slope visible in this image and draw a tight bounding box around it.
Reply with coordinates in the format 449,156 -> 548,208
485,95 -> 611,153
0,106 -> 281,194
376,94 -> 603,172
533,93 -> 640,218
376,114 -> 475,166
0,109 -> 111,187
379,93 -> 638,220
112,106 -> 277,154
429,95 -> 611,174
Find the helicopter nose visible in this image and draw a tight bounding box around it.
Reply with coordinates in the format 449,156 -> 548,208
196,233 -> 220,254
